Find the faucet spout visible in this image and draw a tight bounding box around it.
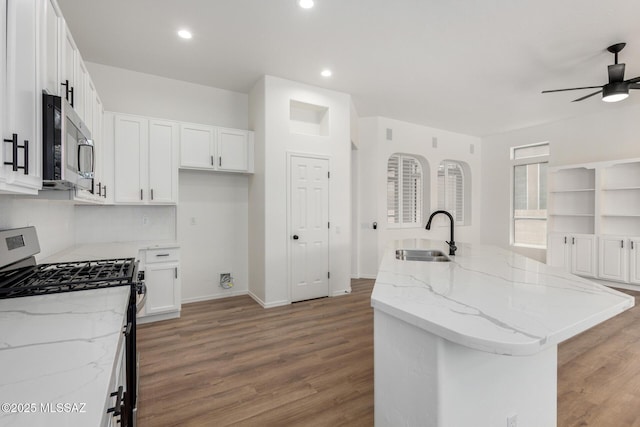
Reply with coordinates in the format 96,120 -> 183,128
425,210 -> 457,256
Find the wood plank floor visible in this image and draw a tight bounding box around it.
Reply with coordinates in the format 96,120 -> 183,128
137,279 -> 640,427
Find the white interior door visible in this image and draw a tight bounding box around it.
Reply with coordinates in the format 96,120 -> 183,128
289,155 -> 329,302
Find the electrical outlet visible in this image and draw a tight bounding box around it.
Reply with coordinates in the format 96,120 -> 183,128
507,414 -> 517,427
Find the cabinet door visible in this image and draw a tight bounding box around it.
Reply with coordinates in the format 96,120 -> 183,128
148,120 -> 178,204
630,239 -> 640,285
41,0 -> 62,95
114,115 -> 147,203
217,128 -> 248,172
145,264 -> 181,315
571,234 -> 596,277
74,57 -> 88,123
60,22 -> 77,106
2,0 -> 40,191
547,233 -> 569,270
179,123 -> 215,169
598,236 -> 628,282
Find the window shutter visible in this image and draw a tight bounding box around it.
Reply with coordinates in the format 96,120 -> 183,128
387,155 -> 399,224
437,161 -> 464,223
387,154 -> 423,226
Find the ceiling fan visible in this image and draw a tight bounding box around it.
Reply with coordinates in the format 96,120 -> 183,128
542,43 -> 640,102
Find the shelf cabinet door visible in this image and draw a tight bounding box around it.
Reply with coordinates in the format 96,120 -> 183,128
144,264 -> 181,315
630,239 -> 640,285
148,120 -> 178,203
114,115 -> 148,203
571,234 -> 596,277
179,123 -> 215,169
217,128 -> 249,172
547,233 -> 569,270
598,236 -> 628,282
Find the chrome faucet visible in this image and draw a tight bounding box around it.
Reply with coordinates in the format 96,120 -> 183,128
425,210 -> 457,256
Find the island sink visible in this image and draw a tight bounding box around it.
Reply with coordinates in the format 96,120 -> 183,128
395,249 -> 450,262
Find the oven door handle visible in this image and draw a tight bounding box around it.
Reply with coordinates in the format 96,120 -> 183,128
136,282 -> 147,314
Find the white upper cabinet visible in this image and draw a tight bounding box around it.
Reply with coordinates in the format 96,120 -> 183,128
113,114 -> 178,205
59,21 -> 78,107
41,0 -> 62,96
1,0 -> 41,194
179,123 -> 216,169
148,119 -> 178,203
217,128 -> 253,172
180,123 -> 253,173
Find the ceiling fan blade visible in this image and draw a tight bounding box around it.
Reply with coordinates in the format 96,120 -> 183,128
608,63 -> 626,83
572,90 -> 602,102
541,86 -> 602,94
625,76 -> 640,84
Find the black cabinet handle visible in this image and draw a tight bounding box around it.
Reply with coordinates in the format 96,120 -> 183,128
3,134 -> 28,174
564,236 -> 567,244
292,235 -> 299,240
61,80 -> 70,103
219,156 -> 222,167
621,240 -> 624,249
151,188 -> 154,200
572,237 -> 575,245
69,86 -> 74,107
107,385 -> 124,417
140,189 -> 143,200
103,185 -> 107,198
96,182 -> 102,196
155,253 -> 170,257
632,241 -> 635,250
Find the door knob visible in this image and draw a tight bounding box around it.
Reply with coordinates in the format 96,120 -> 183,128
292,235 -> 299,240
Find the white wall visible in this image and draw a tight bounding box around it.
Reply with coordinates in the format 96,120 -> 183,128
481,102 -> 640,262
357,117 -> 483,278
248,76 -> 352,307
82,63 -> 250,302
86,62 -> 248,129
0,196 -> 76,261
177,170 -> 249,302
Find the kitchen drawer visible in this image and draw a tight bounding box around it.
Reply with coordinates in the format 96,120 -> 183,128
145,248 -> 179,263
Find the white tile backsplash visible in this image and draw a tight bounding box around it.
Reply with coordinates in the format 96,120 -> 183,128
74,205 -> 176,243
0,196 -> 76,261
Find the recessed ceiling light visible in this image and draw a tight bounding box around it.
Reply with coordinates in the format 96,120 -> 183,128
321,69 -> 332,77
298,0 -> 314,9
177,29 -> 192,39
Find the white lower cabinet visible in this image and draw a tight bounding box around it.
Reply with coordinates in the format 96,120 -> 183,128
138,247 -> 181,321
547,233 -> 596,277
597,236 -> 640,285
598,236 -> 628,282
630,238 -> 640,285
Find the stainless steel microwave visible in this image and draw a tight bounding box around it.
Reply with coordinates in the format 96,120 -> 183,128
42,93 -> 94,190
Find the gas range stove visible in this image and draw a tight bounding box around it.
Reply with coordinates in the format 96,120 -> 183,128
0,227 -> 139,299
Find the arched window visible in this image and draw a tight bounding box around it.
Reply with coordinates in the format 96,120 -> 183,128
387,154 -> 423,226
437,160 -> 468,224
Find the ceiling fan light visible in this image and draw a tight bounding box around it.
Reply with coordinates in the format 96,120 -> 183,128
602,82 -> 629,102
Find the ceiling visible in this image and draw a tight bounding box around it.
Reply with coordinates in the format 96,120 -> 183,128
56,0 -> 640,137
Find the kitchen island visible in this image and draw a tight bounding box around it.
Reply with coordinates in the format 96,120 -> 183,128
371,239 -> 634,427
0,287 -> 130,427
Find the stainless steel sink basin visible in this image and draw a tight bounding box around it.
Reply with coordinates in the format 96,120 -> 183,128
395,249 -> 451,262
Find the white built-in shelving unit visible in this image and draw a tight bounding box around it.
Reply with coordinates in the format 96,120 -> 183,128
547,158 -> 640,287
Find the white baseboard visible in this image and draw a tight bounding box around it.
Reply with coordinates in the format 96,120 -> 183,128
331,288 -> 352,296
137,310 -> 180,324
357,274 -> 377,280
248,290 -> 290,308
181,290 -> 248,304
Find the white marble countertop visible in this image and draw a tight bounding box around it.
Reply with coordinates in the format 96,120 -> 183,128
40,241 -> 179,263
0,287 -> 130,427
371,239 -> 635,356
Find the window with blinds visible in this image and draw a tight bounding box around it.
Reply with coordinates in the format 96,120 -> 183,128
387,154 -> 423,226
437,161 -> 465,223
